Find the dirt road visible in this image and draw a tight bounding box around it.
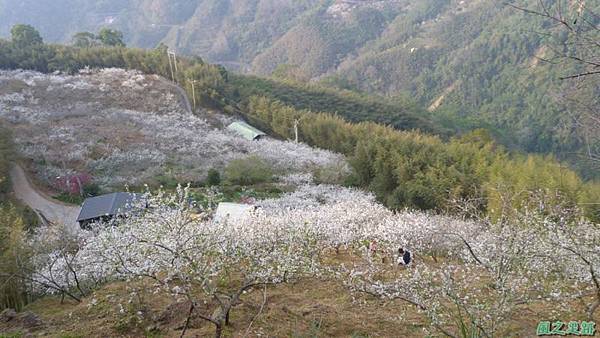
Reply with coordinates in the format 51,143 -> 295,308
9,164 -> 80,232
160,77 -> 193,113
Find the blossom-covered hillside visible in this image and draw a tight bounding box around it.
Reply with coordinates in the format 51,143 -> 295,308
0,67 -> 596,335
0,69 -> 347,189
9,184 -> 597,337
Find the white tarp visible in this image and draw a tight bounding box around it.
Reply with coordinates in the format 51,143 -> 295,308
213,202 -> 257,223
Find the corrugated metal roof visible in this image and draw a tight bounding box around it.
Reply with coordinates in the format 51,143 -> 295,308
227,121 -> 266,141
77,192 -> 144,222
214,202 -> 256,223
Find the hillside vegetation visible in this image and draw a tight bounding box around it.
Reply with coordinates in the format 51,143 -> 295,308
1,0 -> 598,177
230,74 -> 442,134
2,184 -> 599,337
0,69 -> 345,192
0,27 -> 598,221
0,125 -> 40,311
1,23 -> 600,338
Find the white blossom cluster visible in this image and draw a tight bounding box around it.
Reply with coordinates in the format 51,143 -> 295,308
26,184 -> 599,336
25,184 -> 532,293
0,69 -> 347,188
27,184 -> 459,295
326,0 -> 394,19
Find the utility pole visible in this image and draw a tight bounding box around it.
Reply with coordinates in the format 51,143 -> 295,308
150,23 -> 183,83
293,117 -> 304,143
167,49 -> 178,82
188,79 -> 198,111
170,50 -> 178,73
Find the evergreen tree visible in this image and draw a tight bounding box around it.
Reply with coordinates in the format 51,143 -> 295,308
72,32 -> 98,48
97,28 -> 125,47
10,24 -> 43,48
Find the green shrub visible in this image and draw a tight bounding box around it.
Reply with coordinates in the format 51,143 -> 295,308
312,162 -> 350,185
54,193 -> 85,205
224,156 -> 273,186
155,174 -> 179,189
0,126 -> 14,195
206,168 -> 221,186
0,204 -> 29,312
83,183 -> 101,197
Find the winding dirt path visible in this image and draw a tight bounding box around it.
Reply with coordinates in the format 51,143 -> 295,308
159,77 -> 193,113
9,164 -> 80,232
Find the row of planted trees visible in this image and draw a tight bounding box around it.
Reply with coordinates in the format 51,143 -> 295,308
0,24 -> 228,110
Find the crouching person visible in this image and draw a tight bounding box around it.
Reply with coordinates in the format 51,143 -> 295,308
397,247 -> 412,267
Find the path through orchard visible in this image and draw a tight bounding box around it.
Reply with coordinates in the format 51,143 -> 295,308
9,164 -> 80,232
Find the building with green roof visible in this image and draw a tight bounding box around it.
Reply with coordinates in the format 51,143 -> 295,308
227,121 -> 267,141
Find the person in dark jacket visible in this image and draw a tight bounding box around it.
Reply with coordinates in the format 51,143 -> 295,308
397,247 -> 412,266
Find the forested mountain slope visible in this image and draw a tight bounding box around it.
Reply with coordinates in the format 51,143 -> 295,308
0,0 -> 598,176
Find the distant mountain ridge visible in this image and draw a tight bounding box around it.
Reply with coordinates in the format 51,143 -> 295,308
0,1 -> 520,78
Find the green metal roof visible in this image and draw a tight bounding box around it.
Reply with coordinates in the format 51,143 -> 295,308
227,121 -> 266,141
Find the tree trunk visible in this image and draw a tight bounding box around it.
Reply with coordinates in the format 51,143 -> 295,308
214,323 -> 223,338
180,302 -> 195,338
294,119 -> 300,143
588,294 -> 600,320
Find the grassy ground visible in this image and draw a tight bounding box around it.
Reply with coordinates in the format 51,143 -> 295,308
190,183 -> 288,209
2,278 -> 584,338
2,279 -> 428,338
0,253 -> 591,337
51,193 -> 86,206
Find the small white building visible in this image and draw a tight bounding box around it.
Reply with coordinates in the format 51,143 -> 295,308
213,202 -> 257,223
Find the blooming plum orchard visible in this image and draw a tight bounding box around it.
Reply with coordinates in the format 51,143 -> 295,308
0,69 -> 348,189
26,184 -> 599,336
515,204 -> 600,321
339,194 -> 600,337
29,186 -> 323,337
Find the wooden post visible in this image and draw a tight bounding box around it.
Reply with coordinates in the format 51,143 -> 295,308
293,118 -> 302,143
75,175 -> 84,197
173,51 -> 178,73
167,49 -> 175,82
188,79 -> 197,111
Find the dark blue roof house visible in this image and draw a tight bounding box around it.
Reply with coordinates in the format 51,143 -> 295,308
77,192 -> 145,229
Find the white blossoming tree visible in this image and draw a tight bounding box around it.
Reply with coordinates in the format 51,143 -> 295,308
521,202 -> 600,321
18,224 -> 100,303
341,216 -> 545,338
